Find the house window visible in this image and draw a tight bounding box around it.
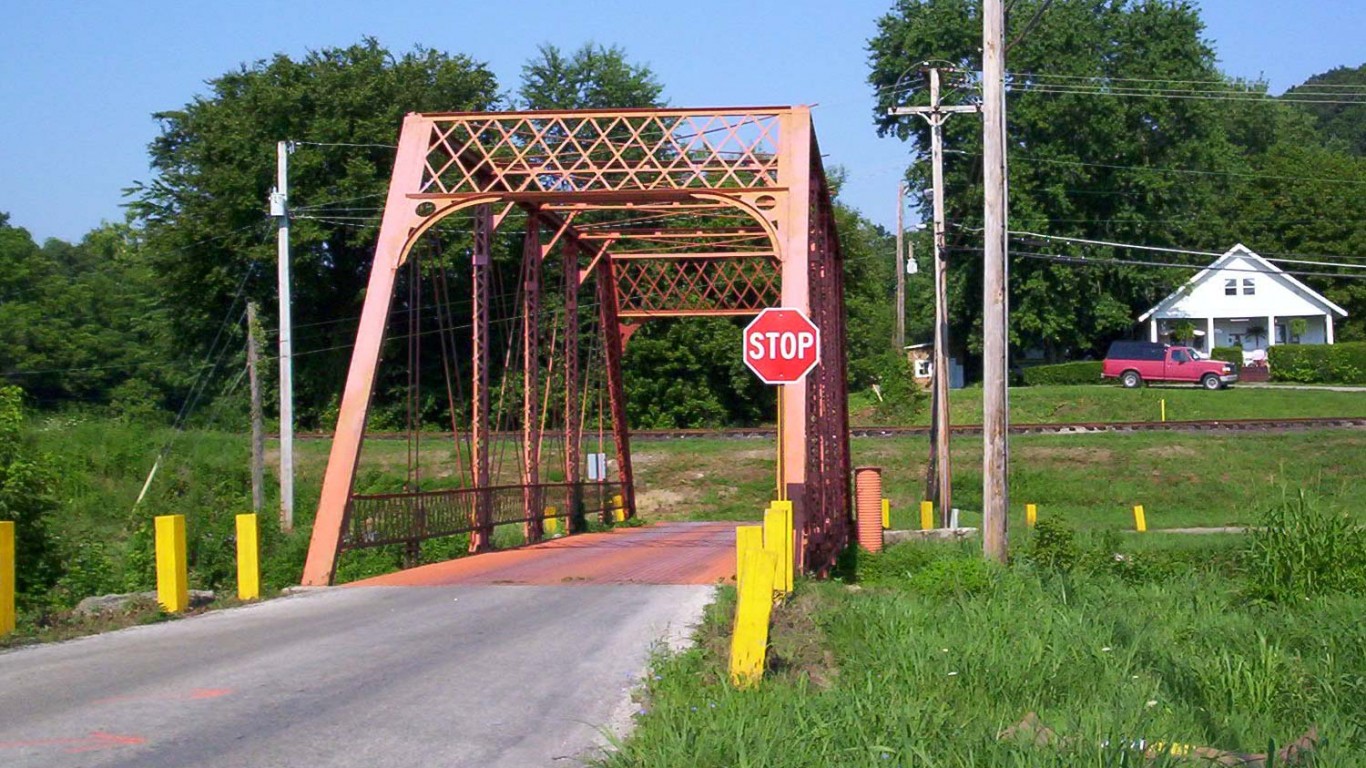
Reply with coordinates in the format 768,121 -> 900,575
1243,278 -> 1255,295
1224,279 -> 1237,296
913,359 -> 933,378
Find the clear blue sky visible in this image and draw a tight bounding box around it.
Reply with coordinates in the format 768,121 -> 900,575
1,0 -> 1361,243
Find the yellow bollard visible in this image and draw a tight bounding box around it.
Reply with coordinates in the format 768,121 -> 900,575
235,514 -> 260,601
0,521 -> 14,636
729,547 -> 778,688
881,498 -> 891,530
611,494 -> 625,523
1134,504 -> 1147,533
769,501 -> 794,593
1026,503 -> 1038,528
920,500 -> 935,531
735,525 -> 764,593
1161,398 -> 1166,423
155,514 -> 189,613
544,506 -> 559,535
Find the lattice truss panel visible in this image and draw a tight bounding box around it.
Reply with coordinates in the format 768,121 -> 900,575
421,111 -> 782,195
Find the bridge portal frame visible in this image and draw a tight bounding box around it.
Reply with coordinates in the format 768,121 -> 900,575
301,106 -> 851,585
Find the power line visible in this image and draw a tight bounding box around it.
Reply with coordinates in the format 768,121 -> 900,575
1009,231 -> 1366,270
981,248 -> 1366,281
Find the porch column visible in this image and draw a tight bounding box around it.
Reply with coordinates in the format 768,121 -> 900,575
1149,318 -> 1158,343
1326,314 -> 1335,344
1206,317 -> 1215,351
1267,314 -> 1276,347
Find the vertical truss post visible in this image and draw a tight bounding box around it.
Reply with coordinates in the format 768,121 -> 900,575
563,242 -> 583,531
522,218 -> 543,543
470,204 -> 494,552
777,107 -> 813,570
595,256 -> 636,523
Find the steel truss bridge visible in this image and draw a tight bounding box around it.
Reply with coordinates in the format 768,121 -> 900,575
302,106 -> 852,585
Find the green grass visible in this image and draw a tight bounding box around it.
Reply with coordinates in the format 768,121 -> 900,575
625,429 -> 1366,531
849,384 -> 1366,427
607,522 -> 1366,766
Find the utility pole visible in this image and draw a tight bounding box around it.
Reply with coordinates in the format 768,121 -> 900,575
889,67 -> 976,523
894,182 -> 906,351
246,302 -> 264,515
982,0 -> 1010,563
271,140 -> 294,532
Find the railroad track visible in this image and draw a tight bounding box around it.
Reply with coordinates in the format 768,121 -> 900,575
295,416 -> 1366,441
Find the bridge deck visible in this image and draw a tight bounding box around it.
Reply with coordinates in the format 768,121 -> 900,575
350,521 -> 738,587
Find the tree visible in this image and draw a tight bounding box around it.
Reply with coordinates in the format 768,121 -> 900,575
129,40 -> 500,425
0,386 -> 60,601
519,43 -> 665,110
1285,64 -> 1366,156
870,0 -> 1250,362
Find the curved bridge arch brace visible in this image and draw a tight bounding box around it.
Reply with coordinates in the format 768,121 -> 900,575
301,107 -> 851,585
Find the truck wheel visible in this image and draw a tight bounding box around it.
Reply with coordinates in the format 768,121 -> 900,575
1201,374 -> 1222,391
1121,371 -> 1142,388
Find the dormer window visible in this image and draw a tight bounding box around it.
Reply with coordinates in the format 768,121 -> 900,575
1224,279 -> 1236,296
1243,278 -> 1255,295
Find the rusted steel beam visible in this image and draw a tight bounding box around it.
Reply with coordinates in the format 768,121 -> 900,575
522,218 -> 543,543
611,252 -> 776,261
470,204 -> 494,553
595,257 -> 636,524
563,242 -> 583,532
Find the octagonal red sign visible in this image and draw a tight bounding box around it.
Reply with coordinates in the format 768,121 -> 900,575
743,307 -> 821,385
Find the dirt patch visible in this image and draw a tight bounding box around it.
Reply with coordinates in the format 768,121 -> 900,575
635,488 -> 696,518
767,590 -> 838,689
1138,444 -> 1199,459
1015,446 -> 1115,464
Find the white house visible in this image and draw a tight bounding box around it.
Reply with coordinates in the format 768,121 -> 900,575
1138,244 -> 1347,359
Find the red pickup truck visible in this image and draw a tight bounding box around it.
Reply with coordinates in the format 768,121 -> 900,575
1102,341 -> 1238,390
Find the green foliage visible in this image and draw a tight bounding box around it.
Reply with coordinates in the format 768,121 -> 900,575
1285,63 -> 1366,155
866,351 -> 927,423
1020,361 -> 1103,386
1210,346 -> 1243,367
623,319 -> 773,428
1268,341 -> 1366,383
906,555 -> 997,597
1244,492 -> 1366,603
0,386 -> 60,600
129,40 -> 501,427
1025,518 -> 1082,572
519,43 -> 664,110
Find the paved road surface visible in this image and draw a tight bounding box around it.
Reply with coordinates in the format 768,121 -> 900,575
0,522 -> 735,767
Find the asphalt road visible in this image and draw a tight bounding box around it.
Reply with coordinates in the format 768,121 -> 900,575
0,582 -> 715,767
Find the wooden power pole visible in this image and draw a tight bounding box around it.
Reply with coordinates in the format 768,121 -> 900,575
246,302 -> 264,515
894,182 -> 906,351
889,68 -> 977,523
982,0 -> 1010,562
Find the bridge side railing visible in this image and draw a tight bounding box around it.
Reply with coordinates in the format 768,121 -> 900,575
340,481 -> 624,552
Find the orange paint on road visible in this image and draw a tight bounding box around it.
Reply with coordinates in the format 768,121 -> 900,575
0,732 -> 146,754
351,522 -> 738,587
92,688 -> 233,706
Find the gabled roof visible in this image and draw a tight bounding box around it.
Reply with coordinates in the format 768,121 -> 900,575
1138,244 -> 1348,322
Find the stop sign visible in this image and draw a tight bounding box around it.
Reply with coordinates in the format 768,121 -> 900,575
743,308 -> 821,384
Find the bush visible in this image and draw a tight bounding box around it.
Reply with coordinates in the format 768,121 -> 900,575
1020,361 -> 1103,386
867,351 -> 927,423
1268,341 -> 1366,384
1210,346 -> 1243,367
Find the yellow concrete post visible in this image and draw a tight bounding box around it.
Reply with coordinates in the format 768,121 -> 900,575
155,514 -> 189,613
611,494 -> 625,523
881,498 -> 890,530
920,500 -> 935,531
769,500 -> 794,593
235,514 -> 260,601
544,506 -> 559,535
1161,398 -> 1166,423
729,547 -> 778,688
0,521 -> 14,636
1134,504 -> 1147,533
1026,503 -> 1037,528
735,524 -> 764,593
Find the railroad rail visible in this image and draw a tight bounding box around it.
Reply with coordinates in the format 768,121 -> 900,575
296,416 -> 1366,442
